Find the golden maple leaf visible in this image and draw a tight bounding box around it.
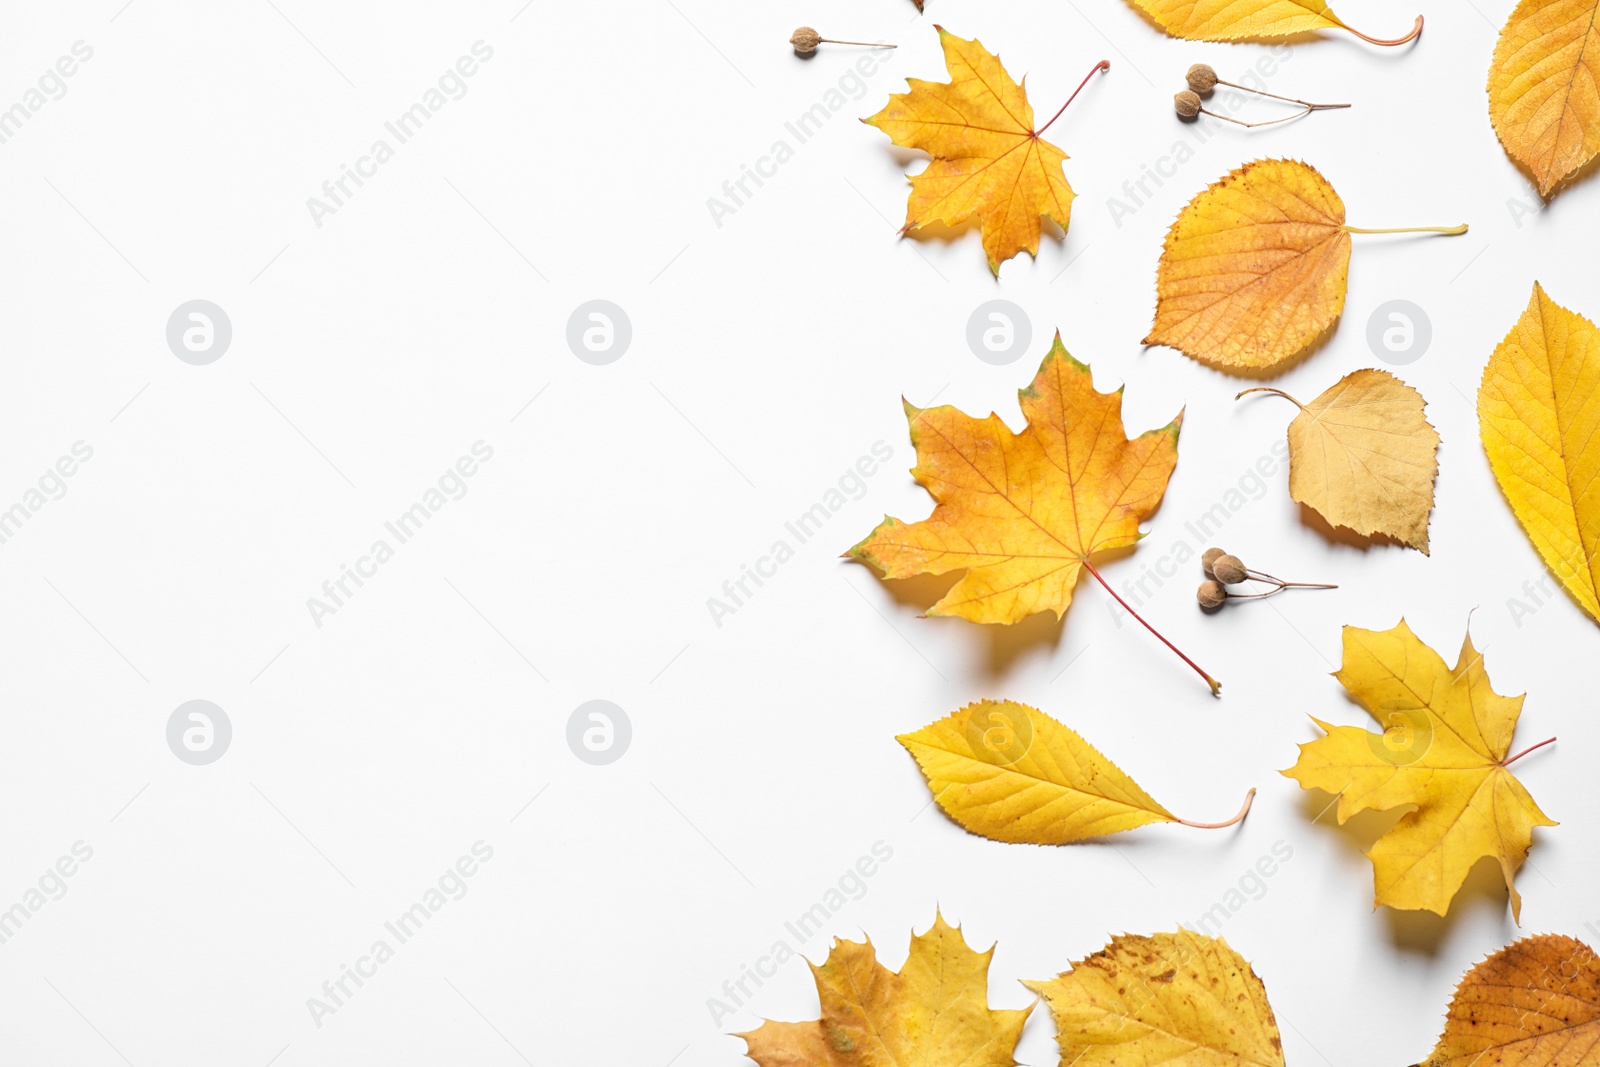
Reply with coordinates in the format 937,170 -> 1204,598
1024,930 -> 1285,1067
1480,283 -> 1600,624
1417,934 -> 1600,1067
1489,0 -> 1600,197
1239,369 -> 1439,552
1125,0 -> 1422,44
900,700 -> 1253,844
864,27 -> 1101,275
848,336 -> 1177,612
848,334 -> 1221,691
738,912 -> 1030,1067
1282,621 -> 1557,920
1147,159 -> 1465,372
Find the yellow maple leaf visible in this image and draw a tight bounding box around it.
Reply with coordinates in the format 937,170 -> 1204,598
1239,369 -> 1439,552
864,27 -> 1105,275
1480,283 -> 1600,625
738,912 -> 1030,1067
900,700 -> 1253,844
1024,930 -> 1285,1067
848,334 -> 1220,693
1489,0 -> 1600,197
1417,934 -> 1600,1067
1282,620 -> 1556,920
1126,0 -> 1422,44
1147,159 -> 1466,372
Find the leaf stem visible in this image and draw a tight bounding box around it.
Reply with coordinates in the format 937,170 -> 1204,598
1036,59 -> 1110,136
1502,737 -> 1556,767
1344,224 -> 1469,236
1236,386 -> 1304,409
1081,558 -> 1221,696
1174,787 -> 1255,829
1343,14 -> 1423,47
820,38 -> 896,47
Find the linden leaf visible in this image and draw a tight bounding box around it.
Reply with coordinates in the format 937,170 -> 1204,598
1146,159 -> 1465,373
847,333 -> 1220,693
1417,934 -> 1600,1067
1239,369 -> 1439,552
1024,930 -> 1285,1067
1125,0 -> 1422,44
1489,0 -> 1600,197
864,27 -> 1105,275
1479,283 -> 1600,625
1282,620 -> 1557,920
899,700 -> 1253,844
737,912 -> 1030,1067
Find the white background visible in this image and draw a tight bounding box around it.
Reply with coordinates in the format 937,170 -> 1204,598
0,0 -> 1591,1064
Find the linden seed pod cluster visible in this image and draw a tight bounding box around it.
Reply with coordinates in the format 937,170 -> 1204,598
1197,547 -> 1337,611
1172,62 -> 1350,127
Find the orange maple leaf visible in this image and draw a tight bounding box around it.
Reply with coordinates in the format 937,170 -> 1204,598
848,334 -> 1218,693
864,27 -> 1105,274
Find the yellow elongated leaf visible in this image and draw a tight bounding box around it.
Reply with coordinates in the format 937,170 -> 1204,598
1241,369 -> 1439,552
1418,934 -> 1600,1067
900,701 -> 1251,844
1489,0 -> 1600,196
1282,620 -> 1556,920
1125,0 -> 1422,44
738,912 -> 1030,1067
1148,159 -> 1465,372
864,27 -> 1098,274
1480,283 -> 1600,625
1024,930 -> 1285,1067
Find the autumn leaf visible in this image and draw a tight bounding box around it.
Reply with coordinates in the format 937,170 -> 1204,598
900,700 -> 1253,844
1480,284 -> 1600,625
848,333 -> 1221,693
1147,160 -> 1466,372
1489,0 -> 1600,197
1024,930 -> 1284,1067
1239,369 -> 1439,552
1282,620 -> 1556,920
1417,934 -> 1600,1067
738,912 -> 1029,1067
1125,0 -> 1422,44
864,27 -> 1106,275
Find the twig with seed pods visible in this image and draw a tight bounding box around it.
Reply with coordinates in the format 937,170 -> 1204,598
1197,547 -> 1336,611
789,27 -> 896,55
1175,63 -> 1349,127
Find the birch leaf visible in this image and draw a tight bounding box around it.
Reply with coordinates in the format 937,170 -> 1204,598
1418,934 -> 1600,1067
900,700 -> 1252,844
1488,0 -> 1600,196
1024,930 -> 1285,1067
1240,369 -> 1439,552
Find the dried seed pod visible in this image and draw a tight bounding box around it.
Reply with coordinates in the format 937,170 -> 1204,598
1174,89 -> 1203,120
1187,63 -> 1219,95
1212,554 -> 1249,584
790,26 -> 822,54
1198,580 -> 1227,611
1201,546 -> 1226,578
